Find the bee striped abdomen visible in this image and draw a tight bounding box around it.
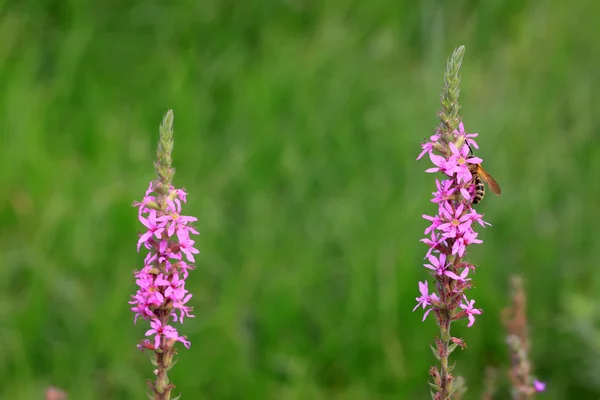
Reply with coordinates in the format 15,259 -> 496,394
472,176 -> 485,204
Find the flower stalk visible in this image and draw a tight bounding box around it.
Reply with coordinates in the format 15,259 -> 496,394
130,110 -> 198,400
414,45 -> 489,400
502,276 -> 546,399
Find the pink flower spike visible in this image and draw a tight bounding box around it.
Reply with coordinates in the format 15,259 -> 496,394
416,57 -> 496,394
133,112 -> 200,392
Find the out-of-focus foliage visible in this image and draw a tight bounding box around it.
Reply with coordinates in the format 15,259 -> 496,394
1,0 -> 599,398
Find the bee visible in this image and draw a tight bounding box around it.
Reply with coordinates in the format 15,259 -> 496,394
468,161 -> 502,204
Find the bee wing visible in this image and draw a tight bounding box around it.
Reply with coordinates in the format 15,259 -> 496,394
477,166 -> 502,195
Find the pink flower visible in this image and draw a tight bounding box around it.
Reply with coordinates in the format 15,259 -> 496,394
417,141 -> 435,161
177,230 -> 200,262
171,293 -> 194,324
444,267 -> 471,282
413,281 -> 439,321
438,202 -> 472,239
431,179 -> 456,204
138,209 -> 166,248
174,188 -> 187,203
177,261 -> 195,279
445,142 -> 480,184
130,294 -> 155,323
157,212 -> 198,238
424,253 -> 450,275
426,153 -> 455,177
459,298 -> 482,327
453,123 -> 479,150
133,183 -> 158,216
467,208 -> 492,228
451,230 -> 482,257
420,232 -> 446,259
145,319 -> 181,349
417,132 -> 441,160
422,213 -> 442,235
162,273 -> 186,300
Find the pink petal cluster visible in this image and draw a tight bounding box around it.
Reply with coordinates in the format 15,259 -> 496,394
414,122 -> 487,328
130,182 -> 198,350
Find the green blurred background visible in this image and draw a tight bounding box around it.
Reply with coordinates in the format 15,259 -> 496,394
1,0 -> 599,398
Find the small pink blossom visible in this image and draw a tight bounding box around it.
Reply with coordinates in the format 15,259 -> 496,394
420,232 -> 446,259
145,319 -> 181,349
417,141 -> 435,161
162,273 -> 186,300
454,123 -> 479,150
424,253 -> 450,275
459,298 -> 482,327
422,213 -> 442,235
138,210 -> 165,243
431,179 -> 456,204
413,281 -> 439,321
417,132 -> 441,160
177,230 -> 200,262
467,208 -> 492,228
444,267 -> 471,282
452,230 -> 482,257
438,202 -> 472,238
425,152 -> 455,177
445,142 -> 480,184
171,293 -> 194,324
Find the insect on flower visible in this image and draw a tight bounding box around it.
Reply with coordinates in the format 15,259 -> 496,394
468,160 -> 502,204
466,144 -> 502,204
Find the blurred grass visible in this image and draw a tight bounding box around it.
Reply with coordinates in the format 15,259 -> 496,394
1,0 -> 600,398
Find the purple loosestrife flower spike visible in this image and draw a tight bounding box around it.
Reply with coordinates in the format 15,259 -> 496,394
502,276 -> 546,398
131,110 -> 198,400
414,45 -> 492,399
